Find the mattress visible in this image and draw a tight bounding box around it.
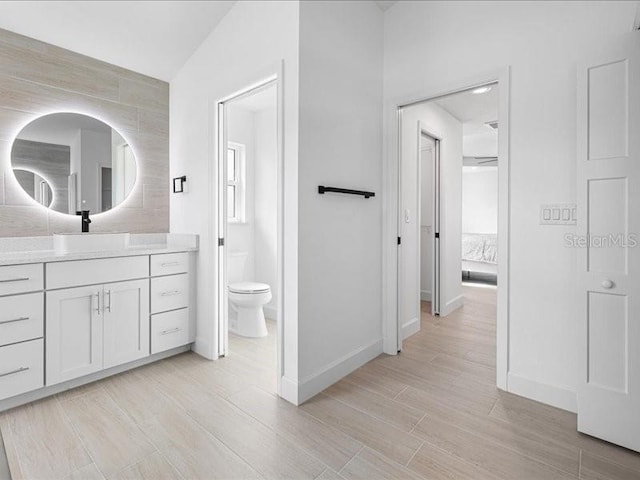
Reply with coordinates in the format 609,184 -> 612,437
461,233 -> 497,264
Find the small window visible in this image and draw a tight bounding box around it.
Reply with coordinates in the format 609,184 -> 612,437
227,142 -> 245,222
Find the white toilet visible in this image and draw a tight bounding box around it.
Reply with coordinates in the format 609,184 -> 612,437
228,252 -> 271,338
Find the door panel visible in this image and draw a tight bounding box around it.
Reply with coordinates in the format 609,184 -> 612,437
103,279 -> 150,369
587,177 -> 628,273
588,59 -> 628,160
46,285 -> 103,385
587,291 -> 628,392
577,35 -> 640,452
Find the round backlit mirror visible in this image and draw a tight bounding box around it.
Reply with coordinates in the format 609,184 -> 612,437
11,113 -> 137,215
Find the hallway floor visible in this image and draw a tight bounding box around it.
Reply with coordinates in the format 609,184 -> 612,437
1,289 -> 639,479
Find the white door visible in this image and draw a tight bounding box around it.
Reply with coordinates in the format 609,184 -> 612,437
46,285 -> 103,385
577,35 -> 640,452
419,134 -> 437,316
103,279 -> 150,369
398,116 -> 439,349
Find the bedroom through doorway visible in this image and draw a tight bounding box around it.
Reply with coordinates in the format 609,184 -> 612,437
398,82 -> 500,379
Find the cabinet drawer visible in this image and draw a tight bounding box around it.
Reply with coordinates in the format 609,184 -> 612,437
0,264 -> 43,296
151,252 -> 188,277
151,308 -> 190,354
47,256 -> 149,290
0,338 -> 44,401
151,274 -> 189,314
0,293 -> 44,347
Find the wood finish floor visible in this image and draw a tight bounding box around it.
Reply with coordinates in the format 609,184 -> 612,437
2,286 -> 640,479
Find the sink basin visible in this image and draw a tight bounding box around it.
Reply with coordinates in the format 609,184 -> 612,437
53,233 -> 131,254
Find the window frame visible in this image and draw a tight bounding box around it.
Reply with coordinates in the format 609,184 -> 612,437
226,142 -> 246,223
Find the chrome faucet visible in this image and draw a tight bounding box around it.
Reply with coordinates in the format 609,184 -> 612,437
76,210 -> 91,233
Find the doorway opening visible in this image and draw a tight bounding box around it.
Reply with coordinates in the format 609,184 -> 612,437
216,78 -> 281,395
395,78 -> 507,387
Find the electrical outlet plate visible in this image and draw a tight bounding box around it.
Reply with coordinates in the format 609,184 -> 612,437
540,203 -> 577,225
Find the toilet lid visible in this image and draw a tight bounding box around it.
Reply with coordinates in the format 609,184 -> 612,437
229,282 -> 270,294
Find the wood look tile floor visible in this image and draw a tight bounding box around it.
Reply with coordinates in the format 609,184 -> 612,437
2,287 -> 640,479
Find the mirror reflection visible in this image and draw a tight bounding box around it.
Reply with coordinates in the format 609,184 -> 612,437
11,113 -> 137,215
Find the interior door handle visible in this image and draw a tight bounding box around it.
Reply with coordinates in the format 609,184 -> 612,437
601,279 -> 614,289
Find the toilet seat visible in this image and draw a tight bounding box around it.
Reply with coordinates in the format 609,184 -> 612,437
229,282 -> 270,294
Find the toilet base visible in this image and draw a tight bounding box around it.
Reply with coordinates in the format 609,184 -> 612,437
232,306 -> 268,338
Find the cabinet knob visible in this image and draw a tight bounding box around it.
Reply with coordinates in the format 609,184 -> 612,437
601,279 -> 614,289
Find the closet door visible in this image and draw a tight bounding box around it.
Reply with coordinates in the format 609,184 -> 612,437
576,34 -> 640,452
46,285 -> 103,385
103,279 -> 150,369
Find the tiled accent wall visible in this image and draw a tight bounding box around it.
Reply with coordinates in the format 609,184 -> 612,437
0,28 -> 169,236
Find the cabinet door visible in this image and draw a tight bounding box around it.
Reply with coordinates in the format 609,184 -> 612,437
46,285 -> 103,385
103,279 -> 150,369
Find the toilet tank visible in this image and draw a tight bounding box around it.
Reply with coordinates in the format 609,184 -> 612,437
228,251 -> 248,284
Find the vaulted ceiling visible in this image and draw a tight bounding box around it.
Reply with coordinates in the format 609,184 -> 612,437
0,1 -> 235,81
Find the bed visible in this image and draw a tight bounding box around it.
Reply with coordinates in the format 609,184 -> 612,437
462,233 -> 497,277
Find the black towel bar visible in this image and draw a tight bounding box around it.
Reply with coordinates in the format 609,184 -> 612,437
318,186 -> 375,198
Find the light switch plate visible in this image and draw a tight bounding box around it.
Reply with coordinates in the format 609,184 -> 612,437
540,203 -> 577,225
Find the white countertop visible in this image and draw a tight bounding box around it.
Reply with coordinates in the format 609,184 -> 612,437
0,234 -> 198,266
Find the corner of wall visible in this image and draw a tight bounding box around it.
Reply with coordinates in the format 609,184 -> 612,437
297,339 -> 383,404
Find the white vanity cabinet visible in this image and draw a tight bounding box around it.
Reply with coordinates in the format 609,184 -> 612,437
0,263 -> 45,402
0,245 -> 196,409
103,279 -> 150,369
46,285 -> 104,384
46,256 -> 151,385
150,253 -> 192,354
46,278 -> 150,385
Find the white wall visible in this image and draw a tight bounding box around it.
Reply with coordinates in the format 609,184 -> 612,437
384,0 -> 638,410
254,105 -> 279,319
464,131 -> 497,157
170,0 -> 300,400
297,0 -> 383,399
400,102 -> 463,334
462,166 -> 498,234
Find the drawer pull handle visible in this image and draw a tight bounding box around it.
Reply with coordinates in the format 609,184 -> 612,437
0,316 -> 30,325
161,262 -> 181,267
0,277 -> 30,284
105,290 -> 112,313
160,290 -> 181,297
0,366 -> 29,378
160,327 -> 182,336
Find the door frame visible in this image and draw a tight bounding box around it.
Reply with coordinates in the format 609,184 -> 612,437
214,70 -> 284,396
383,67 -> 511,390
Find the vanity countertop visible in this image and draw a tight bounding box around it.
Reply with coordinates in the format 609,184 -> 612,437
0,234 -> 199,266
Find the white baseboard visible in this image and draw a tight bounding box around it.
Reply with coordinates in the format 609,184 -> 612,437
420,290 -> 431,302
401,317 -> 420,340
280,376 -> 300,405
194,336 -> 215,360
297,339 -> 383,404
441,294 -> 464,316
508,372 -> 577,413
